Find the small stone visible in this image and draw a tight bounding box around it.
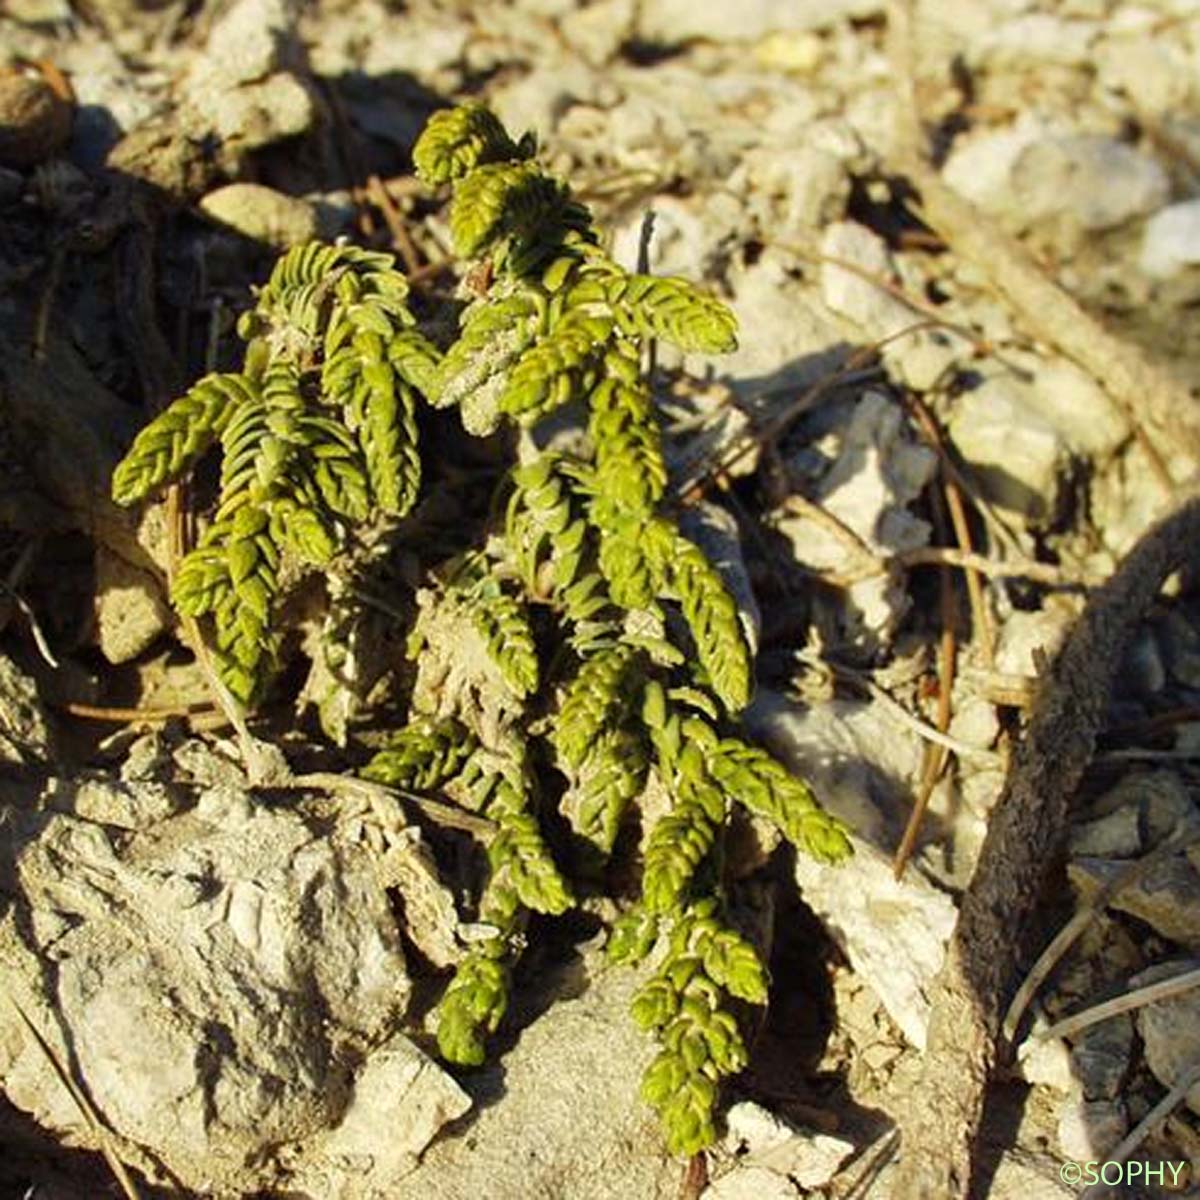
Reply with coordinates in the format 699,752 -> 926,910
754,29 -> 825,73
94,546 -> 171,664
1070,1014 -> 1134,1101
1018,1029 -> 1075,1092
732,143 -> 849,233
724,250 -> 846,396
703,1166 -> 799,1200
636,0 -> 882,43
820,221 -> 913,339
949,379 -> 1067,524
204,0 -> 298,85
948,697 -> 999,753
974,14 -> 1098,67
994,606 -> 1074,679
560,0 -> 635,66
198,183 -> 319,248
1069,805 -> 1141,860
752,693 -> 953,1043
0,67 -> 73,168
1138,772 -> 1200,845
315,1035 -> 470,1190
944,123 -> 1169,235
0,652 -> 55,763
1068,855 -> 1200,949
205,72 -> 315,150
777,391 -> 936,647
725,1101 -> 795,1155
1133,961 -> 1200,1116
1011,136 -> 1169,233
42,776 -> 181,829
1028,359 -> 1127,459
723,1102 -> 855,1189
1096,35 -> 1192,118
1057,1091 -> 1128,1161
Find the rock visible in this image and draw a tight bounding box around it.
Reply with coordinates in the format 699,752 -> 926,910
175,0 -> 315,174
94,545 -> 171,664
819,221 -> 964,390
949,377 -> 1067,524
0,67 -> 73,168
1013,135 -> 1169,232
723,248 -> 847,395
1018,1026 -> 1075,1092
994,604 -> 1074,678
1069,805 -> 1141,860
943,125 -> 1169,235
1070,1014 -> 1134,1101
722,1101 -> 855,1188
560,0 -> 635,66
400,963 -> 678,1199
704,1166 -> 800,1199
730,143 -> 850,233
41,774 -> 183,829
1057,1092 -> 1127,1161
820,221 -> 916,339
948,696 -> 1000,752
490,61 -> 601,141
1139,771 -> 1200,845
748,694 -> 955,1048
299,1034 -> 470,1199
0,652 -> 54,763
198,183 -> 320,248
1027,358 -> 1127,459
942,119 -> 1048,218
973,14 -> 1097,67
777,390 -> 937,647
202,0 -> 300,85
1096,34 -> 1193,118
1132,961 -> 1200,1116
1074,771 -> 1200,859
636,0 -> 883,43
203,71 -> 315,153
0,784 -> 448,1195
1069,852 -> 1200,950
754,29 -> 826,74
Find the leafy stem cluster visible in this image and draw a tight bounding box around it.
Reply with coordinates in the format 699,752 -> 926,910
111,102 -> 852,1157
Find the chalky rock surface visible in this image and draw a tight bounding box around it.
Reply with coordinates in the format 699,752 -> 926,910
0,780 -> 467,1196
400,961 -> 677,1199
748,693 -> 956,1048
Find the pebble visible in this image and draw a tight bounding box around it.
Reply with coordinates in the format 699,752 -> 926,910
1132,961 -> 1200,1116
1069,853 -> 1200,950
1057,1092 -> 1128,1161
1070,1014 -> 1134,1101
636,0 -> 882,44
94,546 -> 172,665
0,67 -> 73,168
198,183 -> 320,248
943,124 -> 1169,235
949,378 -> 1068,524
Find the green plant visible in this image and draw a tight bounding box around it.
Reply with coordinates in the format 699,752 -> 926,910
111,102 -> 851,1157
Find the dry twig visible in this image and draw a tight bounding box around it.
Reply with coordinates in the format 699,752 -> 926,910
893,485 -> 1200,1198
1020,964 -> 1200,1051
